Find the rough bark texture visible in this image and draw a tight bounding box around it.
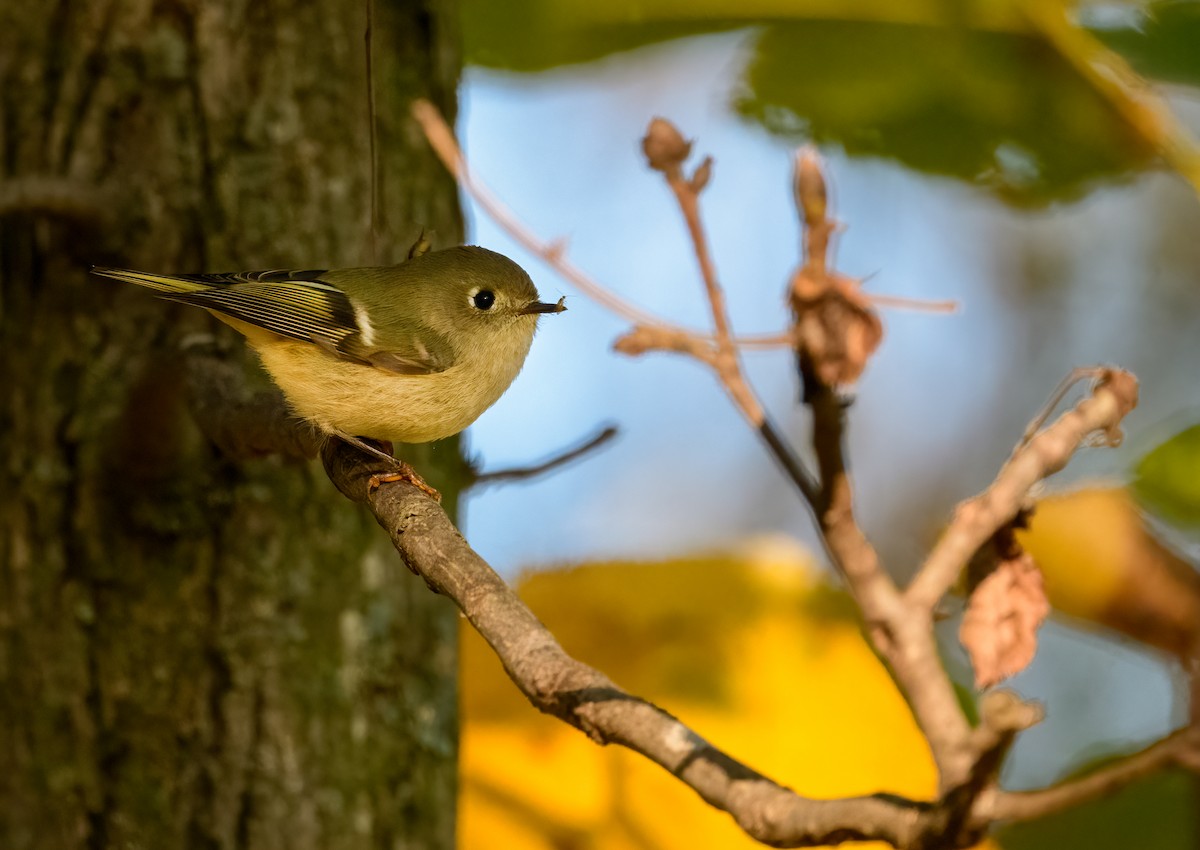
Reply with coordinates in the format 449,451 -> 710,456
0,1 -> 465,847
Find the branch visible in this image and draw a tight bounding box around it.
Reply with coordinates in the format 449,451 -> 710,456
470,425 -> 617,487
320,438 -> 945,848
978,725 -> 1200,825
788,150 -> 970,788
906,368 -> 1139,612
643,118 -> 763,426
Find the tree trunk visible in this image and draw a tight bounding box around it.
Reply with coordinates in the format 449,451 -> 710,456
0,1 -> 464,847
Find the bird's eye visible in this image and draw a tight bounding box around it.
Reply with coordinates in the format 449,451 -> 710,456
472,289 -> 496,311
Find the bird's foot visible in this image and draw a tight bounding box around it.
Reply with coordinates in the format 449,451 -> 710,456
334,432 -> 441,502
368,462 -> 441,502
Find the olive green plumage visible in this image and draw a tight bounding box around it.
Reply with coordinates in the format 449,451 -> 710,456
94,246 -> 564,444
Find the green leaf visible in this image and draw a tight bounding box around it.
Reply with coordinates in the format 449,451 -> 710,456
462,0 -> 1192,204
1134,422 -> 1200,528
735,19 -> 1152,205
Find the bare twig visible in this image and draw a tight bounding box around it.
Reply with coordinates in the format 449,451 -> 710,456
788,151 -> 971,788
868,294 -> 959,314
907,368 -> 1139,613
412,98 -> 667,328
643,118 -> 763,426
471,425 -> 617,487
1018,366 -> 1103,446
979,725 -> 1200,825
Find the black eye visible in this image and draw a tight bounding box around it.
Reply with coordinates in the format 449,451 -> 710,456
472,289 -> 496,311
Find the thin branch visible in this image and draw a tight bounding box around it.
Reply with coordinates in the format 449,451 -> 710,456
644,119 -> 763,426
757,419 -> 820,505
789,151 -> 971,789
942,690 -> 1043,835
471,425 -> 617,487
412,98 -> 666,328
979,725 -> 1199,825
1018,366 -> 1103,446
867,293 -> 959,314
906,368 -> 1139,613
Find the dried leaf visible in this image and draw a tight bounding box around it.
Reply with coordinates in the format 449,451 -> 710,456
690,156 -> 713,193
1019,487 -> 1200,658
959,553 -> 1050,689
789,271 -> 883,394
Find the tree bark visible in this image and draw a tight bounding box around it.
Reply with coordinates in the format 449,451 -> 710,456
0,1 -> 464,847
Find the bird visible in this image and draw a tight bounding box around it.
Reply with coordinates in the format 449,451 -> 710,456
93,245 -> 565,497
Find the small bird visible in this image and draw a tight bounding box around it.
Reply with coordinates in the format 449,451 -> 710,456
94,245 -> 565,494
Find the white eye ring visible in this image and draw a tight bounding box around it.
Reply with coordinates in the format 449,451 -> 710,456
467,286 -> 496,311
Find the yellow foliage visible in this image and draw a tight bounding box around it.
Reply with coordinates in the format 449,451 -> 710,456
459,536 -> 951,850
1017,487 -> 1200,657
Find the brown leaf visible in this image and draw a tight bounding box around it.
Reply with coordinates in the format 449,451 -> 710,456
690,156 -> 713,193
789,271 -> 883,393
959,552 -> 1050,689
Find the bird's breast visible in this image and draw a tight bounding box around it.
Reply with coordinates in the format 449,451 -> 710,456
249,325 -> 534,444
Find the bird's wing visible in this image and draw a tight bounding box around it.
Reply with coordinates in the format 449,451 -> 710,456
93,267 -> 455,375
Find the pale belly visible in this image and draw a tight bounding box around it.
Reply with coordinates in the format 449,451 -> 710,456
251,336 -> 520,444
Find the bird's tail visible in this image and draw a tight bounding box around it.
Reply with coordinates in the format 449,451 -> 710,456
91,267 -> 210,294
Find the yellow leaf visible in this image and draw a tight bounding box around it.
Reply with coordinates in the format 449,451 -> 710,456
460,536 -> 988,849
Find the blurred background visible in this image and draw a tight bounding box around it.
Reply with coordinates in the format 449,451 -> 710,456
443,1 -> 1200,847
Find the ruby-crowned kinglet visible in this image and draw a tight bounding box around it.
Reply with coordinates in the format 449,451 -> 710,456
94,246 -> 564,462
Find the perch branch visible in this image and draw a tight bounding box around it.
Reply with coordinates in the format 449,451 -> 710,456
321,439 -> 940,848
323,439 -> 1189,847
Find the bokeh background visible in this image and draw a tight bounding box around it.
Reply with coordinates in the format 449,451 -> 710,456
436,2 -> 1200,847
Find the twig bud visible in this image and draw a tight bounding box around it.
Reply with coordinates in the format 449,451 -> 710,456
794,147 -> 827,226
642,118 -> 692,173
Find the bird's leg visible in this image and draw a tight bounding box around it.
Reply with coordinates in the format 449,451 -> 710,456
334,433 -> 442,502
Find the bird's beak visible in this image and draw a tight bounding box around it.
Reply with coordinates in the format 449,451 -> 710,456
519,296 -> 567,315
